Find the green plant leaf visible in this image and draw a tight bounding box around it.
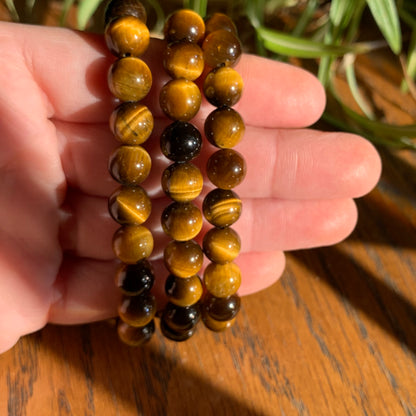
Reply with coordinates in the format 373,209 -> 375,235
60,0 -> 76,26
329,0 -> 356,30
77,0 -> 103,30
184,0 -> 207,17
366,0 -> 402,54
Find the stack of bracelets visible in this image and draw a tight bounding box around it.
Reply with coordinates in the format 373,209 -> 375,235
104,0 -> 246,345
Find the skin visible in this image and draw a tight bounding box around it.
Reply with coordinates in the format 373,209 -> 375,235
0,22 -> 381,353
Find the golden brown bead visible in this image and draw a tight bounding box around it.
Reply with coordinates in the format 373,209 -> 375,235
115,260 -> 154,295
112,224 -> 153,264
203,68 -> 243,108
108,57 -> 152,102
108,145 -> 151,185
160,320 -> 196,342
203,293 -> 241,321
161,202 -> 203,241
204,107 -> 245,148
118,293 -> 156,327
205,12 -> 238,37
203,188 -> 242,227
105,16 -> 150,57
159,79 -> 201,121
162,302 -> 201,332
204,262 -> 241,298
161,162 -> 203,202
207,149 -> 247,189
203,227 -> 241,264
104,0 -> 147,25
202,29 -> 242,68
117,319 -> 155,346
164,240 -> 203,278
165,274 -> 203,307
202,312 -> 236,332
110,102 -> 153,145
109,186 -> 151,225
163,41 -> 204,81
163,9 -> 205,44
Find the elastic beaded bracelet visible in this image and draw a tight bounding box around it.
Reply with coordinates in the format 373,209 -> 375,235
104,0 -> 157,346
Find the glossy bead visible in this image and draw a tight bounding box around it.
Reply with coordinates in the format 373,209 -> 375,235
203,188 -> 242,227
112,224 -> 153,264
118,293 -> 156,327
202,313 -> 236,332
161,202 -> 203,241
117,319 -> 155,346
203,293 -> 241,321
163,9 -> 205,44
207,149 -> 247,189
164,240 -> 203,278
165,274 -> 203,307
115,259 -> 154,295
205,12 -> 238,37
160,121 -> 202,162
202,29 -> 242,68
203,227 -> 241,264
104,0 -> 147,25
105,16 -> 150,57
159,79 -> 201,121
204,262 -> 241,298
160,320 -> 196,342
204,107 -> 245,148
109,186 -> 151,225
109,145 -> 151,185
108,57 -> 152,102
110,102 -> 153,145
204,67 -> 243,108
164,41 -> 204,81
161,162 -> 203,202
162,302 -> 200,332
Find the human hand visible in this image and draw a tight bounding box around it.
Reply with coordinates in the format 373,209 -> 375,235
0,21 -> 381,353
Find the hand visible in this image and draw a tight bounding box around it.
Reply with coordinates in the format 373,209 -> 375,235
0,21 -> 381,353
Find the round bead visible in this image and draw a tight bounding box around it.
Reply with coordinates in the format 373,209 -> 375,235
203,227 -> 241,264
203,68 -> 244,108
104,0 -> 147,25
204,107 -> 245,148
207,149 -> 246,189
165,274 -> 203,307
110,102 -> 153,145
164,41 -> 204,81
164,240 -> 203,278
117,319 -> 155,346
160,121 -> 202,162
112,224 -> 153,264
108,145 -> 151,185
108,57 -> 152,102
163,9 -> 205,43
202,313 -> 236,332
202,29 -> 242,68
205,13 -> 238,37
109,186 -> 151,225
203,293 -> 241,321
162,302 -> 200,332
204,262 -> 241,298
105,16 -> 150,57
160,319 -> 196,342
203,188 -> 242,227
118,293 -> 156,327
115,259 -> 154,295
161,162 -> 203,202
159,79 -> 201,121
161,202 -> 203,241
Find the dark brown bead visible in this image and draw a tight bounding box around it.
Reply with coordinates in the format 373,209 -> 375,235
204,67 -> 243,107
204,107 -> 245,148
117,319 -> 154,346
104,0 -> 147,25
204,261 -> 241,298
165,274 -> 203,307
118,293 -> 156,327
109,186 -> 151,225
110,102 -> 153,145
160,319 -> 196,342
164,240 -> 203,278
202,29 -> 242,68
162,302 -> 200,332
163,9 -> 205,43
105,16 -> 150,57
203,188 -> 242,227
203,293 -> 241,321
108,57 -> 152,102
207,149 -> 246,189
159,79 -> 201,121
161,202 -> 203,241
161,162 -> 203,202
112,224 -> 153,264
108,145 -> 151,185
205,13 -> 238,36
203,227 -> 241,264
115,259 -> 154,295
164,41 -> 204,81
202,313 -> 236,332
